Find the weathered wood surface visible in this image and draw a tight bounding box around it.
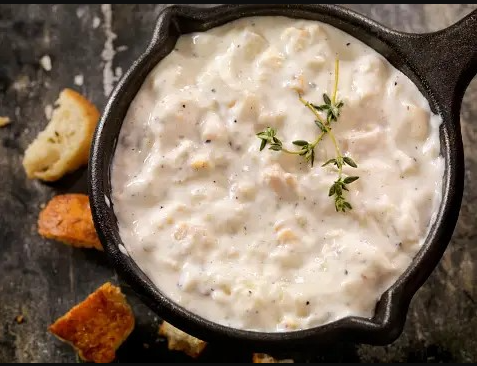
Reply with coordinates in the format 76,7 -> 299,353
0,4 -> 476,362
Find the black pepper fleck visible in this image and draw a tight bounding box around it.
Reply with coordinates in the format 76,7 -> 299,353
234,119 -> 237,123
160,206 -> 164,209
205,139 -> 211,143
346,42 -> 350,46
306,301 -> 310,305
211,88 -> 216,93
394,82 -> 398,86
345,270 -> 349,275
182,104 -> 186,108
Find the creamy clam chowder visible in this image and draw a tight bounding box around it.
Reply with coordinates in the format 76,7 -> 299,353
111,16 -> 444,331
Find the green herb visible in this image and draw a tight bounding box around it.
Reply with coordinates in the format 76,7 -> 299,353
256,127 -> 282,152
324,157 -> 359,212
256,125 -> 326,166
256,59 -> 359,212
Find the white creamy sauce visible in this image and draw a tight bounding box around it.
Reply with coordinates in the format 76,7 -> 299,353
111,17 -> 444,332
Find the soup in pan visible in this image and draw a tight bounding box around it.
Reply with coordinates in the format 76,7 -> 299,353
111,16 -> 443,332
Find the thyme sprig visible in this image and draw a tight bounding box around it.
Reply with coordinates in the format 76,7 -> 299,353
256,59 -> 359,212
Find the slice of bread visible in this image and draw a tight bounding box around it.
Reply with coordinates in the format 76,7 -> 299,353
49,283 -> 135,363
38,194 -> 102,250
159,321 -> 207,358
23,88 -> 100,181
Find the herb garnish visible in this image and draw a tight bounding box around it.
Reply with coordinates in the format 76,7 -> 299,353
256,59 -> 359,212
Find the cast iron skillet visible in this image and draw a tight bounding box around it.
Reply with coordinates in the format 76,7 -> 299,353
89,4 -> 477,350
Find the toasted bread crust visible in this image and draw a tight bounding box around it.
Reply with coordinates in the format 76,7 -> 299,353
38,194 -> 102,250
159,322 -> 207,358
49,283 -> 135,363
61,88 -> 100,170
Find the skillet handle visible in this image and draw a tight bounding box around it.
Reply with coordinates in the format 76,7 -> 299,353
384,9 -> 477,116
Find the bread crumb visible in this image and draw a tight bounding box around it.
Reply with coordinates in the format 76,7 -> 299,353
0,117 -> 11,127
159,321 -> 207,358
40,55 -> 52,72
115,67 -> 123,79
92,16 -> 101,28
74,74 -> 84,86
15,315 -> 25,324
44,104 -> 53,120
76,7 -> 86,18
49,283 -> 135,363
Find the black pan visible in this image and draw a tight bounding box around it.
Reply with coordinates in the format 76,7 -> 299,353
89,4 -> 477,350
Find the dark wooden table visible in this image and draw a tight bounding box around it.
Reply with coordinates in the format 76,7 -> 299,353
1,4 -> 476,363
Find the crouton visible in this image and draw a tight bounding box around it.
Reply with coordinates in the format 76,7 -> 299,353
253,353 -> 294,363
158,321 -> 207,358
38,194 -> 102,250
0,116 -> 11,127
22,88 -> 100,181
49,283 -> 135,363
